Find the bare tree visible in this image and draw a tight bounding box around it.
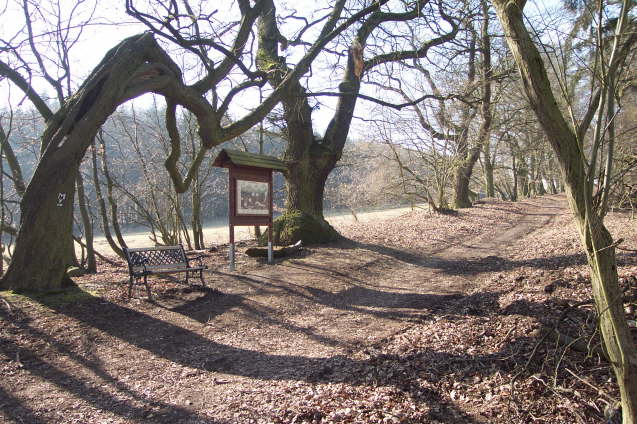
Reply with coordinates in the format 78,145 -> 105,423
492,0 -> 637,419
256,0 -> 461,244
0,0 -> 389,291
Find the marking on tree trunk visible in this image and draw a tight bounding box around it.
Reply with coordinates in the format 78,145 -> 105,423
57,192 -> 66,207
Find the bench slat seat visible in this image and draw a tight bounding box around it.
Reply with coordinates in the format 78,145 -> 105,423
123,245 -> 208,298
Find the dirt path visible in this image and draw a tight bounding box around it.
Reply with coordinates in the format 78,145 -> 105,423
1,196 -> 573,424
155,196 -> 568,418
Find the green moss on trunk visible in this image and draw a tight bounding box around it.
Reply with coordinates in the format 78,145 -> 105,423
263,210 -> 339,246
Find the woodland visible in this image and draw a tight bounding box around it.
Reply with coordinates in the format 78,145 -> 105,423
1,0 -> 637,422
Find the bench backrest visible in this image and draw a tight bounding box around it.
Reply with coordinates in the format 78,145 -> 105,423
124,245 -> 188,274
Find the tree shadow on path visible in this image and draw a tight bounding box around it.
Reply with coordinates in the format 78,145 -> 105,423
3,284 -> 553,423
0,298 -> 224,423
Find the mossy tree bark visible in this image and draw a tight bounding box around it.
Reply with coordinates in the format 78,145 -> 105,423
257,0 -> 459,244
1,1 -> 386,291
1,34 -> 170,291
492,0 -> 637,420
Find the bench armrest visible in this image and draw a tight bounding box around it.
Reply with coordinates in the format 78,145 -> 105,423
186,254 -> 205,267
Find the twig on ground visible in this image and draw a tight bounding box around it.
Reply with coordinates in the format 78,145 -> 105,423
565,367 -> 614,401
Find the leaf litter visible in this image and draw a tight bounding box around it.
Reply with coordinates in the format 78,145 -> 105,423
1,194 -> 636,423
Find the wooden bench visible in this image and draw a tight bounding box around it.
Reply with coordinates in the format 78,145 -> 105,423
123,245 -> 208,298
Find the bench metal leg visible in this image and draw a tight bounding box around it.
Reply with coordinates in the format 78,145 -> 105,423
128,276 -> 134,298
143,274 -> 152,300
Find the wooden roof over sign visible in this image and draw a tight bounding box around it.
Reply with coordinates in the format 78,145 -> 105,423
212,148 -> 287,172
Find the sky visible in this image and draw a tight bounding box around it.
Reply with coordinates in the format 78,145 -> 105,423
0,0 -> 571,141
0,0 -> 347,135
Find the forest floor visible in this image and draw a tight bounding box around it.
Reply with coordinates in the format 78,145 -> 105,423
2,194 -> 637,423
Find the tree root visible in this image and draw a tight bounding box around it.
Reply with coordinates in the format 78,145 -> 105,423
245,241 -> 303,258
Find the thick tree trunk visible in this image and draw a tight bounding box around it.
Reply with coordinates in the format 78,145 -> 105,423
286,156 -> 330,218
492,1 -> 637,420
1,34 -> 181,291
3,159 -> 80,291
271,151 -> 339,245
454,146 -> 481,208
256,1 -> 343,244
258,0 -> 458,243
265,86 -> 340,244
454,165 -> 473,208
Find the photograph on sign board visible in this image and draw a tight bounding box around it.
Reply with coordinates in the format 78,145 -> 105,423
237,180 -> 269,215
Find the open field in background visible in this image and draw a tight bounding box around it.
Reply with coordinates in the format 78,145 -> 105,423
90,204 -> 423,253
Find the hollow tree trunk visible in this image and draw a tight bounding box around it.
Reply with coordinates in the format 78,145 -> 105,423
0,34 -> 181,291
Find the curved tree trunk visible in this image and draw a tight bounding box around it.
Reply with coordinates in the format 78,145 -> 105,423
492,1 -> 637,420
0,0 -> 384,290
0,34 -> 181,291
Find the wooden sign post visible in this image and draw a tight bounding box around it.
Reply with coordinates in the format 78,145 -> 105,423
213,149 -> 287,271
